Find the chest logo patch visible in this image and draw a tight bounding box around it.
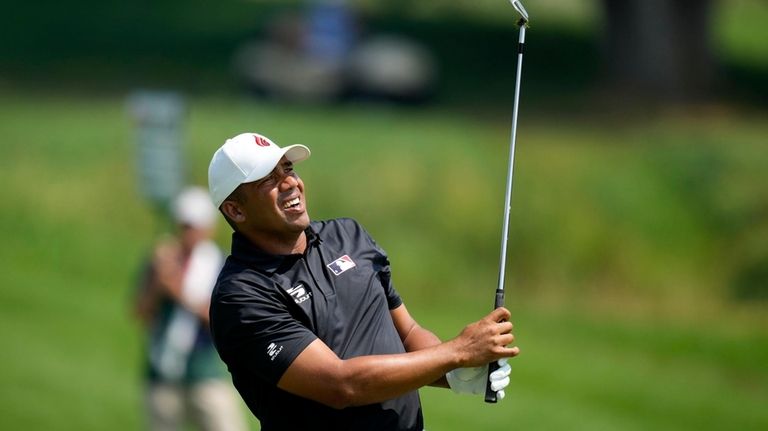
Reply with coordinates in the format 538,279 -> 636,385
327,255 -> 356,276
286,284 -> 312,304
266,342 -> 283,361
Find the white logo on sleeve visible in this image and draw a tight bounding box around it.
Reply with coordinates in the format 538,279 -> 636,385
326,255 -> 356,276
286,284 -> 312,304
266,342 -> 284,361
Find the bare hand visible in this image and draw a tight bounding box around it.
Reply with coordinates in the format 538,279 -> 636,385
450,307 -> 519,368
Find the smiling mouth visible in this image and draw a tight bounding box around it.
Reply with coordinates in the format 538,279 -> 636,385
283,197 -> 300,209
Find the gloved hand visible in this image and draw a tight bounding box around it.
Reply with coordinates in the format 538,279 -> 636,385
446,359 -> 511,399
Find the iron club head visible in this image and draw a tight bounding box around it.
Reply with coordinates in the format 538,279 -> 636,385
509,0 -> 529,24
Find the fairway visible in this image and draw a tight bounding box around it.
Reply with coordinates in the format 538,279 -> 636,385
1,94 -> 766,430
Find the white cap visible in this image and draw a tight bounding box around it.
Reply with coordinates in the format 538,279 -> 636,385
208,132 -> 311,208
172,186 -> 218,228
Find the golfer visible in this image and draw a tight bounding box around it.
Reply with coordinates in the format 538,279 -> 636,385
207,132 -> 520,430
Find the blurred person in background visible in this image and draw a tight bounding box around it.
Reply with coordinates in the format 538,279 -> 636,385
206,133 -> 519,430
232,0 -> 436,104
133,186 -> 247,431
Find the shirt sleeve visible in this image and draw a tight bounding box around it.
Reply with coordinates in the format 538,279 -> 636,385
376,258 -> 402,310
210,276 -> 318,386
342,218 -> 403,310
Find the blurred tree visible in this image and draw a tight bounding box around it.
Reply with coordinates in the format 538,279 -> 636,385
600,0 -> 716,102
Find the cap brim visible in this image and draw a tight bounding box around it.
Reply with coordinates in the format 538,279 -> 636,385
241,144 -> 311,183
284,144 -> 311,163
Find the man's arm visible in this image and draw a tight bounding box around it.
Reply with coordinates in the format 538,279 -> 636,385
277,307 -> 518,409
390,304 -> 449,387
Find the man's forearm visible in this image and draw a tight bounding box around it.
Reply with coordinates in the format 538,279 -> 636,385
279,307 -> 518,409
401,325 -> 450,388
280,339 -> 461,409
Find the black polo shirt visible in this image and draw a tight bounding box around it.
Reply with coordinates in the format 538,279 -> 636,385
210,218 -> 423,431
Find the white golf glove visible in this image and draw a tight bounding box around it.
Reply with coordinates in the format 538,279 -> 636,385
446,359 -> 511,400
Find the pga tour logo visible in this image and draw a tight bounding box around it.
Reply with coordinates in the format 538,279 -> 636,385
266,342 -> 283,361
327,255 -> 356,276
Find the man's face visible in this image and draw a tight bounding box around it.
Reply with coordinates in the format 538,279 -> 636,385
238,157 -> 310,238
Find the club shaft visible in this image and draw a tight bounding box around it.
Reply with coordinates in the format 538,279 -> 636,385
496,24 -> 526,296
485,22 -> 526,405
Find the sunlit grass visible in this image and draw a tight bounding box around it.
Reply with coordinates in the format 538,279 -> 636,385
0,94 -> 766,430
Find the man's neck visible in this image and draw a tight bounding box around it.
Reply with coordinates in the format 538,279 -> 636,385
244,230 -> 307,256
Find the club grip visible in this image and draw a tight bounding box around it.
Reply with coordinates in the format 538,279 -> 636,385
484,289 -> 506,403
484,360 -> 501,403
492,288 -> 505,309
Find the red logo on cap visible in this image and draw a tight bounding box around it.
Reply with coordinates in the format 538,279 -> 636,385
254,135 -> 271,147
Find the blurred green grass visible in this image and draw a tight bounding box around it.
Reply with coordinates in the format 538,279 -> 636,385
0,94 -> 766,430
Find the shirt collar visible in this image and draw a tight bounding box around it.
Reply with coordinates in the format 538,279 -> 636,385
230,223 -> 321,274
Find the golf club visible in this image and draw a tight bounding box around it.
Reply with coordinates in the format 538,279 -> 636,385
485,0 -> 529,404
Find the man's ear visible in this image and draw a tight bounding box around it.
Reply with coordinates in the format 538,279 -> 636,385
221,201 -> 246,223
